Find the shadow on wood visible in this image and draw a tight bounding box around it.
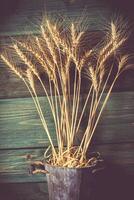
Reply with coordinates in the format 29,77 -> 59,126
0,0 -> 19,21
0,182 -> 48,200
93,162 -> 134,200
0,162 -> 133,200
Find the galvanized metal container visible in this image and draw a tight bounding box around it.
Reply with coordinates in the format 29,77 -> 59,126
45,163 -> 94,200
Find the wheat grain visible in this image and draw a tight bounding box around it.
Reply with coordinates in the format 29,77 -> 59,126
41,26 -> 57,65
87,66 -> 98,92
13,44 -> 39,77
1,54 -> 24,80
1,17 -> 131,168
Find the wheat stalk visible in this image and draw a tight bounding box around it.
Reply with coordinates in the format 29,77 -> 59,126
1,54 -> 24,80
1,17 -> 132,168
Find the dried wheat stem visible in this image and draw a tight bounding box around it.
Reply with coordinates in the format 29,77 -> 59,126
35,37 -> 56,78
14,43 -> 59,128
13,44 -> 39,76
1,54 -> 24,80
41,26 -> 57,65
70,67 -> 78,140
46,20 -> 69,54
16,40 -> 47,67
84,73 -> 119,154
71,72 -> 81,145
99,37 -> 126,68
25,69 -> 57,157
78,89 -> 95,159
82,64 -> 114,155
1,18 -> 129,167
78,50 -> 93,71
88,66 -> 98,92
75,85 -> 93,134
51,78 -> 63,155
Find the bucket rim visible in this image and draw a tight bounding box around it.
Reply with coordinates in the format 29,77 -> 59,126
44,162 -> 96,170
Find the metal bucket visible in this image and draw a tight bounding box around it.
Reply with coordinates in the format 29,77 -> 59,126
45,163 -> 94,200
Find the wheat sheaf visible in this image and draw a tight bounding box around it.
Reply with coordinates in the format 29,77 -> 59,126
1,17 -> 133,168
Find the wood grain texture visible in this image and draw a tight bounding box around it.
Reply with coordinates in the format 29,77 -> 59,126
0,148 -> 46,183
0,92 -> 134,149
0,34 -> 134,99
0,0 -> 111,36
0,143 -> 133,183
0,0 -> 112,99
0,33 -> 105,100
0,0 -> 134,99
1,62 -> 134,99
0,97 -> 57,149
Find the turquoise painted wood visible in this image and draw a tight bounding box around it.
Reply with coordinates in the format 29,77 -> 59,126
0,97 -> 57,149
0,144 -> 134,183
0,92 -> 134,149
0,92 -> 133,190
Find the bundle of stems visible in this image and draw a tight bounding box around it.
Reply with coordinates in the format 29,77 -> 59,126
1,17 -> 133,168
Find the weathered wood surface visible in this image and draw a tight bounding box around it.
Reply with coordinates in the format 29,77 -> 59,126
0,0 -> 111,36
1,62 -> 134,98
0,31 -> 102,99
0,0 -> 134,99
0,143 -> 133,183
0,92 -> 134,149
0,97 -> 56,149
0,91 -> 134,183
0,148 -> 46,183
0,27 -> 134,99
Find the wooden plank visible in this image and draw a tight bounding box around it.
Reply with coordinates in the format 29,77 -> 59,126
0,0 -> 133,99
0,92 -> 134,149
0,5 -> 133,99
0,36 -> 134,99
0,0 -> 111,36
0,30 -> 103,99
0,63 -> 134,99
91,91 -> 134,143
0,148 -> 46,183
0,97 -> 57,149
0,143 -> 133,183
